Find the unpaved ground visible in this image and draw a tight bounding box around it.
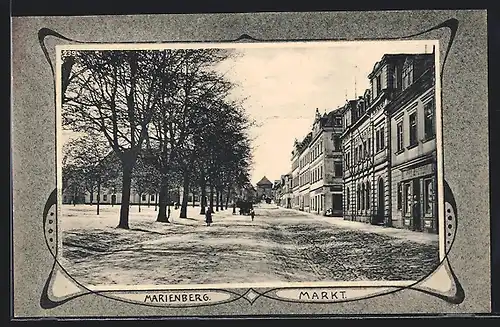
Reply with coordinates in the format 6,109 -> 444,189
60,204 -> 440,286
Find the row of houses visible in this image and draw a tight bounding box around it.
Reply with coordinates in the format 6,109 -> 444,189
273,51 -> 438,234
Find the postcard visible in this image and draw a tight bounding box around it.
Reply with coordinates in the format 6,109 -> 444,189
10,10 -> 490,319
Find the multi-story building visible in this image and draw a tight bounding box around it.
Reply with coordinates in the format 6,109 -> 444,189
285,108 -> 344,216
388,54 -> 437,233
298,134 -> 312,211
280,173 -> 293,208
291,140 -> 302,210
309,108 -> 344,216
341,52 -> 437,233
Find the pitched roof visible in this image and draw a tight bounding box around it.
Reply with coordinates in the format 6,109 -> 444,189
256,176 -> 273,186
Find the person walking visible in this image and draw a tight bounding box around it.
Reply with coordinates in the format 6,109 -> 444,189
205,206 -> 213,226
251,209 -> 255,221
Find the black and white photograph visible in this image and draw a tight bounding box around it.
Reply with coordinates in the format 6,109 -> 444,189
57,40 -> 443,289
11,10 -> 492,318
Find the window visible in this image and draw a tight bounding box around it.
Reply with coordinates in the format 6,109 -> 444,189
397,121 -> 404,152
357,186 -> 360,210
366,182 -> 370,209
380,127 -> 385,149
346,187 -> 350,208
393,65 -> 398,89
402,61 -> 414,90
334,162 -> 342,177
375,130 -> 380,151
424,178 -> 434,215
142,194 -> 147,201
363,141 -> 367,158
333,135 -> 341,151
397,182 -> 402,209
409,112 -> 418,146
361,184 -> 365,210
103,194 -> 108,201
320,166 -> 323,179
151,194 -> 155,201
424,100 -> 435,139
320,139 -> 323,153
376,75 -> 382,95
367,138 -> 371,155
335,117 -> 342,126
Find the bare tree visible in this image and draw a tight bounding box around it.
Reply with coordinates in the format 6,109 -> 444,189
62,50 -> 170,229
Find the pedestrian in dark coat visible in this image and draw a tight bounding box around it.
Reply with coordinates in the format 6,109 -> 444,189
205,206 -> 213,226
251,209 -> 255,221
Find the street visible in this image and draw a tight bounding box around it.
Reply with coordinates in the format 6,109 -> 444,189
61,203 -> 440,287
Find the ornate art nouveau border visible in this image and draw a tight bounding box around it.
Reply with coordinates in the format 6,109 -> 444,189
38,18 -> 464,310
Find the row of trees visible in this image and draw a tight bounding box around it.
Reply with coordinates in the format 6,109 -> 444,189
61,49 -> 254,229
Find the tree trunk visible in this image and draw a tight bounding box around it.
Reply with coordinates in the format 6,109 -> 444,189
180,171 -> 189,218
73,185 -> 76,206
90,190 -> 94,206
200,172 -> 207,215
138,195 -> 141,213
221,191 -> 225,210
148,194 -> 151,208
157,178 -> 169,223
192,191 -> 196,207
225,187 -> 231,210
155,192 -> 158,211
216,190 -> 220,211
96,181 -> 101,216
209,185 -> 214,211
117,162 -> 133,229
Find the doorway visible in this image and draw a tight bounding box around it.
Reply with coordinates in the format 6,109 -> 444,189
111,194 -> 117,205
376,178 -> 384,225
412,180 -> 422,231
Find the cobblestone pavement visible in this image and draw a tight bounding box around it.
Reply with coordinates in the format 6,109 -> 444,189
61,204 -> 440,286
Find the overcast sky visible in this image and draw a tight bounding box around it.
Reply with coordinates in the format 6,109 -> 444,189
215,40 -> 437,185
60,40 -> 437,186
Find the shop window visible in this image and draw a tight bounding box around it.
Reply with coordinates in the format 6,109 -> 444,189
404,183 -> 412,215
424,100 -> 435,140
409,112 -> 418,146
424,178 -> 434,215
397,121 -> 404,152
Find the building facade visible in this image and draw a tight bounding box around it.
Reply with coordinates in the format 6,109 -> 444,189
388,54 -> 437,233
340,52 -> 437,233
256,176 -> 274,200
283,108 -> 344,216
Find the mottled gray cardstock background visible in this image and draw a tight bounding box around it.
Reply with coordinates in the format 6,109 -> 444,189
11,10 -> 489,318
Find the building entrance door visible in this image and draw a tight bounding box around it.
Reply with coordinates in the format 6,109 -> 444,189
376,178 -> 384,225
111,194 -> 117,205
